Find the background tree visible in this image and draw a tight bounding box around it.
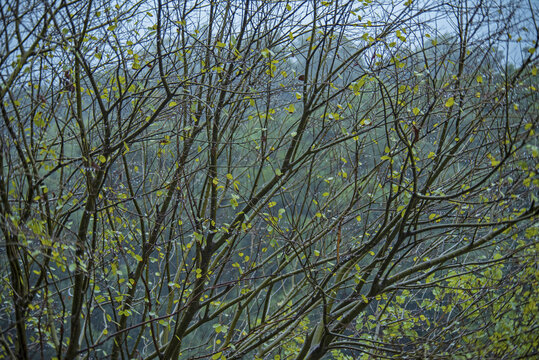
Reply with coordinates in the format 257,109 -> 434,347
0,0 -> 537,359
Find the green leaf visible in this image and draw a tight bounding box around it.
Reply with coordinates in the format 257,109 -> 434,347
525,226 -> 538,239
169,101 -> 177,107
261,48 -> 273,58
445,97 -> 455,107
284,104 -> 295,113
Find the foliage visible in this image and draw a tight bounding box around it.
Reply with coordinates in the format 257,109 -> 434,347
0,0 -> 538,359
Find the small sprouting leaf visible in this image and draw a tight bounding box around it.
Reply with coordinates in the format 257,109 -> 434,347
230,196 -> 239,209
193,232 -> 204,243
284,104 -> 295,113
476,75 -> 483,83
445,97 -> 455,107
351,77 -> 366,95
261,48 -> 273,58
169,101 -> 177,107
488,153 -> 500,167
412,107 -> 420,116
275,168 -> 282,176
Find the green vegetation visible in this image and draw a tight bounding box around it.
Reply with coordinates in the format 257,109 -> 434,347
0,0 -> 538,359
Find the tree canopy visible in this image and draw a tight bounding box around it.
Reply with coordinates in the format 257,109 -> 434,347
0,0 -> 538,359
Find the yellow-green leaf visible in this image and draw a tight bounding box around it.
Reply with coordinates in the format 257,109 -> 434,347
285,104 -> 295,113
445,97 -> 455,107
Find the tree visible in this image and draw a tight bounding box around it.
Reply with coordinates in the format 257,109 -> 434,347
0,0 -> 538,359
